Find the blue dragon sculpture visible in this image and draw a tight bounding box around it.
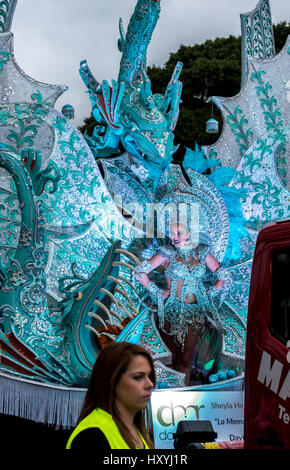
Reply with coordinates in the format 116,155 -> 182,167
80,0 -> 182,193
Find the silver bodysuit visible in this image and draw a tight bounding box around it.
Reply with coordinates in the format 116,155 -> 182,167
156,243 -> 225,348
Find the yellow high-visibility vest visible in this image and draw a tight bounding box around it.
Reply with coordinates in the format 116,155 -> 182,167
66,408 -> 149,449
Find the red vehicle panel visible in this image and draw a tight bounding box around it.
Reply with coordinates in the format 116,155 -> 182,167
244,220 -> 290,449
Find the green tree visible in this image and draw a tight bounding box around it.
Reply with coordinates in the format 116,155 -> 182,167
79,22 -> 290,163
148,35 -> 242,161
273,21 -> 290,53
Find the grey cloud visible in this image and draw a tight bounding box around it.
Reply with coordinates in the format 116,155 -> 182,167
10,0 -> 289,127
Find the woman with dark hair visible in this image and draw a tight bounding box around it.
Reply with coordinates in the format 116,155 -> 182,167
66,342 -> 155,449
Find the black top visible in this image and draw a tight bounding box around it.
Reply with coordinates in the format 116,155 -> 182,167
70,428 -> 111,450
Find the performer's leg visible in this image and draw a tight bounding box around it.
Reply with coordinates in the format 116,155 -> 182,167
175,326 -> 200,386
156,318 -> 177,368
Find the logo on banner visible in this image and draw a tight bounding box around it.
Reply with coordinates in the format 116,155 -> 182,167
157,401 -> 204,426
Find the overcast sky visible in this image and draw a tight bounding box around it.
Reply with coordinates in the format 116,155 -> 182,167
11,0 -> 290,127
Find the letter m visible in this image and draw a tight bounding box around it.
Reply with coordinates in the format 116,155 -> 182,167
257,351 -> 283,394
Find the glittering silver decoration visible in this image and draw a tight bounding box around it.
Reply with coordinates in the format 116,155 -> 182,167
240,0 -> 275,88
0,33 -> 67,107
154,243 -> 226,347
0,0 -> 18,33
154,360 -> 186,388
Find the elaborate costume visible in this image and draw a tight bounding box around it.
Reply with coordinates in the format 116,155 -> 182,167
135,233 -> 231,385
145,243 -> 227,348
156,243 -> 226,344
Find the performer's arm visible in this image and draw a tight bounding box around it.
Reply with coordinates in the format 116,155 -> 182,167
205,253 -> 232,302
205,254 -> 223,290
135,254 -> 170,298
135,253 -> 166,288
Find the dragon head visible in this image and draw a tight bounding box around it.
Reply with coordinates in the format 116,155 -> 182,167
58,241 -> 141,384
118,65 -> 182,170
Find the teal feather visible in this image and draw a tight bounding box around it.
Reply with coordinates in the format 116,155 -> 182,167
183,144 -> 220,173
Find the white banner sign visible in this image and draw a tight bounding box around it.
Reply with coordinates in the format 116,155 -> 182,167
150,390 -> 244,449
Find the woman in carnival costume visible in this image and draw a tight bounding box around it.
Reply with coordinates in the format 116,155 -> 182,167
135,218 -> 231,386
66,342 -> 155,449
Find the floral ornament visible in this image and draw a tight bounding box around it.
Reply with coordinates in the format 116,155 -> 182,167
252,176 -> 282,211
4,260 -> 28,290
12,311 -> 28,329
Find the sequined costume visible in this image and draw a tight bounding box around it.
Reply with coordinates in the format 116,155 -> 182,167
146,243 -> 226,350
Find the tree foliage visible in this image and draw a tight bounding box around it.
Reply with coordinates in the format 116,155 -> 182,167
79,22 -> 290,163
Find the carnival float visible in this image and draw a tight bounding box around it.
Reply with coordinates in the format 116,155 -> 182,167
0,0 -> 289,436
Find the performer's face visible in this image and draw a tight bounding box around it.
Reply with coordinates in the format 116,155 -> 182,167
170,223 -> 190,248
